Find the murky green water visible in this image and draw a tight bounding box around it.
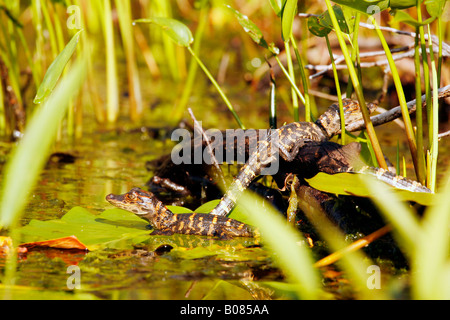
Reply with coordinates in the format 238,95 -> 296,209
1,83 -> 448,299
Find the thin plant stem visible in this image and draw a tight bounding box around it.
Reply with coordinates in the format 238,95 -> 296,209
285,41 -> 299,121
290,34 -> 311,122
187,46 -> 245,129
414,27 -> 426,185
427,28 -> 439,192
173,0 -> 209,120
346,12 -> 360,98
368,15 -> 423,182
274,55 -> 306,105
324,0 -> 387,170
325,35 -> 345,144
417,3 -> 432,146
102,0 -> 119,123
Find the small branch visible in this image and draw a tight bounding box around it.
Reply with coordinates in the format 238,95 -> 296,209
344,85 -> 450,132
187,108 -> 228,188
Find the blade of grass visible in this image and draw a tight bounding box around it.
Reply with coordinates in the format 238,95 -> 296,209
115,0 -> 143,122
290,34 -> 311,122
284,40 -> 299,121
427,27 -> 439,192
0,57 -> 86,229
100,0 -> 119,123
412,170 -> 450,299
297,185 -> 386,299
33,29 -> 83,104
237,191 -> 323,299
414,27 -> 426,185
362,175 -> 421,257
325,34 -> 346,144
368,15 -> 423,183
324,0 -> 388,170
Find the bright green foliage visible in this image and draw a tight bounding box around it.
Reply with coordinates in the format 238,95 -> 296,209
33,30 -> 83,104
134,17 -> 193,47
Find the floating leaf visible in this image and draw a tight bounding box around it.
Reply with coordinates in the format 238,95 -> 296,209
133,17 -> 193,47
33,29 -> 83,104
17,207 -> 151,251
20,235 -> 88,251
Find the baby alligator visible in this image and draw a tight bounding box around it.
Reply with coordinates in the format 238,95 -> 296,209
209,98 -> 378,216
106,188 -> 255,239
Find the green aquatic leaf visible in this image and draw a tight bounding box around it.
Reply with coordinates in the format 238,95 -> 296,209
332,0 -> 390,13
308,5 -> 350,37
166,205 -> 193,214
281,0 -> 297,41
33,30 -> 83,104
306,172 -> 435,206
268,0 -> 282,16
308,15 -> 332,37
391,9 -> 437,26
424,0 -> 448,18
17,207 -> 151,251
133,17 -> 193,47
224,5 -> 270,51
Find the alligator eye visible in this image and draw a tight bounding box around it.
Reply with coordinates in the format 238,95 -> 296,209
127,193 -> 137,201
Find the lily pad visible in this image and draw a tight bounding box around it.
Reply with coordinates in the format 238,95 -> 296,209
18,207 -> 151,251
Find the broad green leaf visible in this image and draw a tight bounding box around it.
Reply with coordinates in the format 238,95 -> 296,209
308,5 -> 350,37
425,0 -> 448,17
389,0 -> 418,9
281,0 -> 297,41
33,30 -> 83,104
332,0 -> 390,13
194,199 -> 220,213
166,205 -> 193,214
268,0 -> 282,16
194,199 -> 251,225
133,17 -> 193,47
319,5 -> 350,34
17,207 -> 151,251
0,58 -> 86,228
332,0 -> 415,13
391,9 -> 437,26
225,5 -> 269,50
308,15 -> 332,37
306,172 -> 435,206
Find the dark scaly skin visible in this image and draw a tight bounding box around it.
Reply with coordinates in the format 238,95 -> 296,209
357,166 -> 431,193
210,99 -> 378,216
106,188 -> 255,239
